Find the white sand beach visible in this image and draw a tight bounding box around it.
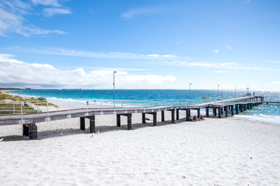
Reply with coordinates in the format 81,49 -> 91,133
0,113 -> 280,186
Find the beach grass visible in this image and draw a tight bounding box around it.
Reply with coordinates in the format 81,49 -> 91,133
0,104 -> 35,114
0,92 -> 58,114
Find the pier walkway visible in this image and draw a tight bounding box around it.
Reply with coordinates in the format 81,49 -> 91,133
0,95 -> 264,139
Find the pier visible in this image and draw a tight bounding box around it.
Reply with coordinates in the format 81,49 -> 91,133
0,95 -> 264,140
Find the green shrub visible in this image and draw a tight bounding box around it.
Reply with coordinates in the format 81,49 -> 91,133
37,97 -> 46,101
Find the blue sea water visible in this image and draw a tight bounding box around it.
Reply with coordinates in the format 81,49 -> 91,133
9,89 -> 280,124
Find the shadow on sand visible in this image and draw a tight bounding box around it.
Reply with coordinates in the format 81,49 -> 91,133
0,117 -> 211,141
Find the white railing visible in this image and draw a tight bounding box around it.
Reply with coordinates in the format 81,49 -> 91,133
0,97 -> 218,115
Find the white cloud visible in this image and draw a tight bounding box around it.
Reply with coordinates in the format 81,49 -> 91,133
271,81 -> 280,85
92,68 -> 148,71
215,71 -> 225,73
43,8 -> 71,17
177,42 -> 180,44
121,8 -> 161,19
226,45 -> 232,50
0,54 -> 177,88
172,61 -> 236,68
214,49 -> 219,54
0,53 -> 23,64
170,60 -> 280,71
161,55 -> 176,58
146,54 -> 177,58
0,0 -> 66,37
31,0 -> 61,7
146,54 -> 160,57
6,46 -> 180,60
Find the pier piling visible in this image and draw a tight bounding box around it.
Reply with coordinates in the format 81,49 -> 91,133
161,111 -> 165,122
142,113 -> 146,124
89,115 -> 95,133
80,117 -> 85,130
117,114 -> 121,127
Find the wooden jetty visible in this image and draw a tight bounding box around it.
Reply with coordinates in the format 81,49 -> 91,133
0,95 -> 264,140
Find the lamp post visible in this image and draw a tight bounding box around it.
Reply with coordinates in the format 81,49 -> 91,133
113,71 -> 117,108
235,85 -> 237,98
217,84 -> 220,101
189,83 -> 192,97
189,83 -> 192,104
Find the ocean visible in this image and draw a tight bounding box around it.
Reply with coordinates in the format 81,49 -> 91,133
8,89 -> 280,124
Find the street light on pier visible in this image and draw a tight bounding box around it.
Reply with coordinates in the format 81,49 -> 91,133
189,83 -> 192,97
188,83 -> 192,105
217,84 -> 220,101
113,71 -> 117,108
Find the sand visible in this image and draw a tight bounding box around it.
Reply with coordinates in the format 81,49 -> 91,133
0,112 -> 280,186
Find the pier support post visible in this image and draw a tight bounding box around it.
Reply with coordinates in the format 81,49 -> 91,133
23,124 -> 29,136
197,108 -> 200,117
186,109 -> 190,121
90,115 -> 95,133
23,123 -> 38,139
213,108 -> 217,116
206,107 -> 209,117
142,113 -> 146,124
221,107 -> 224,115
161,111 -> 165,122
127,114 -> 132,130
218,108 -> 221,118
29,123 -> 37,140
171,109 -> 175,123
244,104 -> 247,111
225,106 -> 228,117
240,104 -> 243,112
236,104 -> 239,114
117,114 -> 121,127
153,112 -> 157,126
176,109 -> 179,120
80,117 -> 85,130
231,106 -> 234,116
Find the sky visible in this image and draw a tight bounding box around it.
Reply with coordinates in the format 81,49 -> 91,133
0,0 -> 279,90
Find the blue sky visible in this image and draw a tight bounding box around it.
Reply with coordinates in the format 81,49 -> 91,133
0,0 -> 279,90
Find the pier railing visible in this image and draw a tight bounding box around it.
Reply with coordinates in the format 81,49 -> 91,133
0,97 -> 219,115
1,94 -> 268,116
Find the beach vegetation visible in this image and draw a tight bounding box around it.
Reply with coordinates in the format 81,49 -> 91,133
37,97 -> 46,101
0,92 -> 58,114
0,104 -> 35,114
